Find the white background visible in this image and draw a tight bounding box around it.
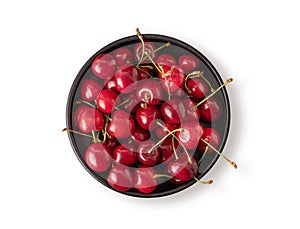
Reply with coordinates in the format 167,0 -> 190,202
1,0 -> 299,228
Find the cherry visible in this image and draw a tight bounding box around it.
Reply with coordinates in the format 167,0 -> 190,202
115,64 -> 139,93
104,137 -> 119,151
78,106 -> 104,133
168,155 -> 198,181
159,65 -> 186,93
84,143 -> 111,172
156,54 -> 177,67
117,93 -> 141,114
80,78 -> 102,102
155,121 -> 179,139
107,110 -> 135,138
186,78 -> 208,100
133,167 -> 158,194
112,47 -> 133,66
73,106 -> 86,128
138,67 -> 151,80
135,105 -> 161,130
160,99 -> 183,124
104,76 -> 118,92
199,97 -> 222,122
134,41 -> 156,63
132,126 -> 150,142
112,145 -> 137,166
198,128 -> 221,153
136,79 -> 163,106
176,122 -> 204,150
92,54 -> 116,79
137,140 -> 160,166
96,89 -> 119,114
178,55 -> 200,74
159,137 -> 178,163
107,165 -> 133,192
182,99 -> 200,121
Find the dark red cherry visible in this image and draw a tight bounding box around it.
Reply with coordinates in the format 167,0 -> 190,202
136,79 -> 163,106
178,55 -> 200,74
199,97 -> 222,122
112,145 -> 137,166
137,140 -> 160,166
92,54 -> 116,79
107,165 -> 133,192
160,99 -> 183,124
176,122 -> 204,150
156,54 -> 177,67
138,67 -> 151,80
84,143 -> 111,172
155,121 -> 179,139
96,89 -> 119,114
186,78 -> 208,100
80,79 -> 102,101
104,76 -> 118,92
198,128 -> 221,153
159,65 -> 186,93
133,167 -> 158,194
78,106 -> 104,133
115,64 -> 139,93
168,155 -> 198,181
134,41 -> 156,63
132,126 -> 150,142
73,106 -> 86,128
182,99 -> 200,121
112,47 -> 133,66
104,137 -> 119,151
159,137 -> 178,163
136,106 -> 161,130
107,110 -> 135,138
117,93 -> 141,114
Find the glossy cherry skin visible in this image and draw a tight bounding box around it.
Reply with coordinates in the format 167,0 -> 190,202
78,106 -> 104,133
134,41 -> 156,63
136,105 -> 161,130
156,54 -> 177,67
104,76 -> 118,92
133,167 -> 158,194
155,121 -> 179,139
107,110 -> 135,138
115,64 -> 139,93
178,55 -> 200,74
84,143 -> 111,172
107,165 -> 133,192
136,79 -> 163,106
112,47 -> 133,66
159,65 -> 186,93
198,128 -> 221,153
176,122 -> 204,150
160,99 -> 181,124
137,140 -> 160,166
168,155 -> 198,181
186,78 -> 208,100
92,54 -> 116,79
96,89 -> 119,114
199,97 -> 222,122
182,99 -> 200,121
73,106 -> 86,128
104,137 -> 119,151
112,145 -> 137,166
80,79 -> 102,101
159,137 -> 178,163
132,126 -> 150,142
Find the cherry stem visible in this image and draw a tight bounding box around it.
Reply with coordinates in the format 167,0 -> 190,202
140,42 -> 171,63
160,65 -> 174,100
103,114 -> 112,121
147,128 -> 182,154
172,136 -> 179,160
101,116 -> 109,143
152,174 -> 173,179
155,121 -> 192,164
198,146 -> 208,164
185,71 -> 215,93
145,52 -> 162,74
91,131 -> 98,143
136,66 -> 154,78
136,28 -> 145,66
62,128 -> 94,139
201,138 -> 237,169
195,78 -> 233,107
194,177 -> 213,184
75,100 -> 97,109
115,99 -> 130,110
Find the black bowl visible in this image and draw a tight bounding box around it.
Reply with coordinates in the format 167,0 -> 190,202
66,34 -> 231,198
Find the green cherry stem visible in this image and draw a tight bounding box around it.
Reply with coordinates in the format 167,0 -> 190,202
172,136 -> 179,160
136,28 -> 145,66
198,145 -> 209,164
75,100 -> 97,109
62,128 -> 94,139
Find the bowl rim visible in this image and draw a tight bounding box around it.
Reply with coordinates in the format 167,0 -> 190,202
66,34 -> 231,198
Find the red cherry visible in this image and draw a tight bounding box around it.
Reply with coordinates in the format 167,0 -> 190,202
138,67 -> 151,80
186,78 -> 208,100
159,65 -> 186,93
137,140 -> 160,166
132,126 -> 150,142
104,76 -> 118,93
176,122 -> 204,150
115,64 -> 139,93
107,110 -> 135,138
135,105 -> 161,130
112,145 -> 137,166
134,41 -> 156,63
182,99 -> 200,121
160,99 -> 183,124
168,155 -> 198,181
199,97 -> 222,122
155,121 -> 179,139
156,54 -> 177,67
96,89 -> 119,114
133,167 -> 158,194
198,128 -> 221,153
117,93 -> 141,114
104,137 -> 119,151
159,137 -> 178,163
80,79 -> 102,101
178,55 -> 200,74
136,79 -> 163,106
92,54 -> 116,79
84,143 -> 111,172
78,106 -> 104,133
107,165 -> 133,192
112,47 -> 133,66
73,106 -> 86,128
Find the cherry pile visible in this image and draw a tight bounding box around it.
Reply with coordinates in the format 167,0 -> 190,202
65,29 -> 235,196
